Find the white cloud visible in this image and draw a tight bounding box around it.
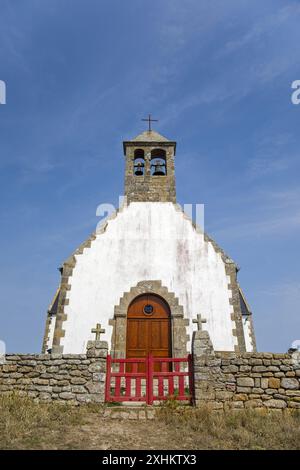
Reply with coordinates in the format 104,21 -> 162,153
220,4 -> 300,56
259,281 -> 300,298
248,131 -> 299,178
213,211 -> 300,240
153,1 -> 300,126
210,184 -> 300,240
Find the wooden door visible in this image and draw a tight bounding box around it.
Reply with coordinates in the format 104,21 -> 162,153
126,294 -> 171,364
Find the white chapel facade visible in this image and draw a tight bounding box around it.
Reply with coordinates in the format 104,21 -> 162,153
43,127 -> 256,356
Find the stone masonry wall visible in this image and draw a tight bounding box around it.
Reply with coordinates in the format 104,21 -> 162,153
0,341 -> 107,405
193,330 -> 300,411
1,332 -> 299,410
124,144 -> 176,204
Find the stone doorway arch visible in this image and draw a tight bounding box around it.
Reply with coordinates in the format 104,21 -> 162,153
109,280 -> 189,358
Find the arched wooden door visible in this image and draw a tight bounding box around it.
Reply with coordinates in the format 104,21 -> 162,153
126,294 -> 171,360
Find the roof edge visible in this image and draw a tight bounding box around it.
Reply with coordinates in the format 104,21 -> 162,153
123,140 -> 177,155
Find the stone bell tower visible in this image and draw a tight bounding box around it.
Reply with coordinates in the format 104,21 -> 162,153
123,129 -> 177,203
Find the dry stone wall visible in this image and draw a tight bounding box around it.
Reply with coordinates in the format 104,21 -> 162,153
1,331 -> 299,411
0,341 -> 107,405
193,330 -> 300,411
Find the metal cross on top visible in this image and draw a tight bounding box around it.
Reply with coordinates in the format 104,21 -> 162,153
91,323 -> 105,341
193,314 -> 207,331
142,114 -> 158,132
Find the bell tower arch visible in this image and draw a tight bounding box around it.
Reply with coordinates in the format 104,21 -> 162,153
123,129 -> 177,203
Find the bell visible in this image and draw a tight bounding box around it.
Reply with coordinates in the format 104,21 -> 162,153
152,163 -> 165,176
134,162 -> 144,176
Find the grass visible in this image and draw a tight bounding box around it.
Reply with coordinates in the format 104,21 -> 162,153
0,393 -> 299,450
157,399 -> 300,450
0,392 -> 89,449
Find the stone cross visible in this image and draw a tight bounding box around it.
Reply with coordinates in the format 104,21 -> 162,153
193,314 -> 207,331
91,323 -> 105,341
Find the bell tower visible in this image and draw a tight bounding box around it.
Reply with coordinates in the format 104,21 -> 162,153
123,129 -> 177,203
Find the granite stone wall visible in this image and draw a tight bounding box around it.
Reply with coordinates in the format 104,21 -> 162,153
0,341 -> 108,405
193,330 -> 300,411
1,332 -> 299,411
124,144 -> 176,204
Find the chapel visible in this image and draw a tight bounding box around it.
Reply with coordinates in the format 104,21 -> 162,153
43,123 -> 256,357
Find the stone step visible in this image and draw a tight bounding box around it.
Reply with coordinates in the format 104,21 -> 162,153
101,405 -> 156,420
101,404 -> 192,420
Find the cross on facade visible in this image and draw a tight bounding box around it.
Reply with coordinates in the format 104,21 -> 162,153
193,314 -> 207,331
91,323 -> 105,341
142,114 -> 158,132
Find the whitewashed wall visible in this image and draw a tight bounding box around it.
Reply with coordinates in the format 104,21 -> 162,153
46,315 -> 56,352
242,316 -> 254,352
58,202 -> 238,353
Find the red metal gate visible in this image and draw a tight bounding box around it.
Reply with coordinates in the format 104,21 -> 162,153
105,354 -> 193,405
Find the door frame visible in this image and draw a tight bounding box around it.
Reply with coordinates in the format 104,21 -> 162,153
126,293 -> 172,360
109,280 -> 190,359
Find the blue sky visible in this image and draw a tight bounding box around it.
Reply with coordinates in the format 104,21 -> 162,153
0,0 -> 299,353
